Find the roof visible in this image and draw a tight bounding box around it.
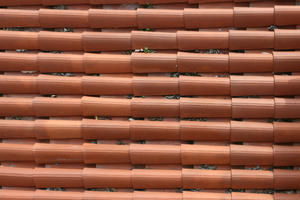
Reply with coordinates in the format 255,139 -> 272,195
0,6 -> 299,28
0,29 -> 300,51
0,0 -> 300,199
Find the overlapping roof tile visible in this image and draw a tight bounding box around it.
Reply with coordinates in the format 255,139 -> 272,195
1,190 -> 300,200
1,96 -> 300,118
0,119 -> 299,142
0,6 -> 299,28
0,29 -> 300,51
1,51 -> 300,73
0,0 -> 300,198
0,74 -> 299,96
0,0 -> 271,6
0,167 -> 299,189
0,143 -> 299,166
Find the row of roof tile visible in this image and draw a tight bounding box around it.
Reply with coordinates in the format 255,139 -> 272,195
0,119 -> 298,143
1,51 -> 299,73
1,190 -> 299,200
0,97 -> 299,118
1,74 -> 299,96
0,0 -> 267,6
0,167 -> 299,189
1,30 -> 300,51
1,6 -> 299,28
1,143 -> 299,166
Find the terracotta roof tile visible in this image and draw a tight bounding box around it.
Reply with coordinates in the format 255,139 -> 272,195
0,74 -> 299,96
2,190 -> 300,200
0,0 -> 269,6
0,167 -> 299,189
0,51 -> 300,73
0,0 -> 300,195
1,6 -> 299,28
0,97 -> 300,118
0,30 -> 300,51
0,190 -> 300,200
0,143 -> 299,166
1,119 -> 299,143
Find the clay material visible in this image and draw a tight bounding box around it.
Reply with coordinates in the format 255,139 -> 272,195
275,98 -> 300,119
231,98 -> 274,119
229,52 -> 273,73
178,52 -> 229,73
1,143 -> 298,166
1,74 -> 299,96
0,97 -> 299,118
131,98 -> 179,117
39,31 -> 82,51
231,169 -> 273,189
179,76 -> 230,96
230,75 -> 274,96
1,6 -> 299,28
275,5 -> 300,26
133,76 -> 178,96
184,8 -> 233,28
177,31 -> 229,50
0,167 -> 299,189
82,32 -> 131,51
182,169 -> 231,189
2,30 -> 299,51
273,122 -> 300,143
180,97 -> 231,118
0,190 -> 299,200
274,169 -> 300,190
234,7 -> 273,27
0,51 -> 300,73
39,8 -> 88,28
38,53 -> 84,73
84,53 -> 131,74
89,9 -> 137,28
0,119 -> 294,143
132,53 -> 177,73
137,9 -> 184,28
274,29 -> 300,50
0,52 -> 38,72
230,121 -> 273,142
0,9 -> 40,28
229,30 -> 274,50
132,31 -> 177,50
273,51 -> 300,72
0,0 -> 274,6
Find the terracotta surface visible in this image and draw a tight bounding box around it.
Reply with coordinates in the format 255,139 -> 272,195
1,143 -> 299,166
1,74 -> 299,96
1,190 -> 299,200
2,6 -> 298,28
0,97 -> 300,118
0,167 -> 299,189
89,9 -> 137,28
229,30 -> 274,50
0,30 -> 300,51
0,119 -> 299,143
0,0 -> 300,196
274,169 -> 300,190
234,7 -> 274,27
1,51 -> 300,73
231,98 -> 275,119
0,0 -> 275,6
275,5 -> 300,26
274,29 -> 300,50
178,52 -> 229,73
180,97 -> 232,118
182,168 -> 231,189
231,169 -> 274,189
